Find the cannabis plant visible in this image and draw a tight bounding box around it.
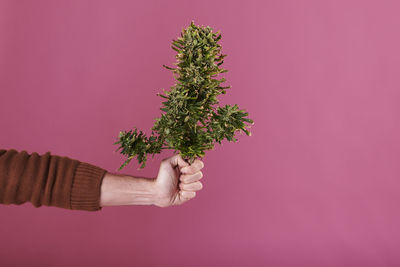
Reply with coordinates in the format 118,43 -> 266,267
114,21 -> 254,170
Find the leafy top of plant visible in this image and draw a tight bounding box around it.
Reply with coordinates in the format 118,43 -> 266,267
114,20 -> 254,170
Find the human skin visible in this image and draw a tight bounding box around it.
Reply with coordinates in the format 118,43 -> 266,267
99,154 -> 204,207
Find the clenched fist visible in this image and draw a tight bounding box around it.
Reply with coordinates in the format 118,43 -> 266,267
100,154 -> 204,208
153,154 -> 204,207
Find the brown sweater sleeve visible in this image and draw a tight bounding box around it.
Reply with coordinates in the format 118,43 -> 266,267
0,148 -> 108,211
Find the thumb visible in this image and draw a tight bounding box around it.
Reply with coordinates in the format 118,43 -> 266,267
169,153 -> 189,170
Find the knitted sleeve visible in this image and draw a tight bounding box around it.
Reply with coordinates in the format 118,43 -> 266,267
0,148 -> 108,211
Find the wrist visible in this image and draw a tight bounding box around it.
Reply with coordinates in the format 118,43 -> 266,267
100,172 -> 157,207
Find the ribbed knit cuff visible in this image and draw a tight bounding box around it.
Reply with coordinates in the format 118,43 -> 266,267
70,162 -> 108,211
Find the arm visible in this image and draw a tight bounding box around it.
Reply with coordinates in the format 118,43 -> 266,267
0,149 -> 204,211
0,148 -> 107,211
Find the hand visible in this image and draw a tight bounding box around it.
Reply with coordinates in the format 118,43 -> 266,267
153,153 -> 204,207
99,154 -> 204,208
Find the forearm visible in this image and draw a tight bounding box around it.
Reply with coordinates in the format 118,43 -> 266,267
0,148 -> 107,211
99,172 -> 156,207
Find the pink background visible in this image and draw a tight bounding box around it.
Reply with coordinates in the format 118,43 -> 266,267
1,0 -> 400,266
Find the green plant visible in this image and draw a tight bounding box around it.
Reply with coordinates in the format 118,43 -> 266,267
114,20 -> 254,170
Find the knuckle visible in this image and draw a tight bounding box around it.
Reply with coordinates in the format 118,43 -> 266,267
179,191 -> 187,200
195,160 -> 203,169
183,191 -> 194,199
182,166 -> 191,174
198,171 -> 203,179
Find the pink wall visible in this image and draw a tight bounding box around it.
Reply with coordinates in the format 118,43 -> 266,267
1,0 -> 400,266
